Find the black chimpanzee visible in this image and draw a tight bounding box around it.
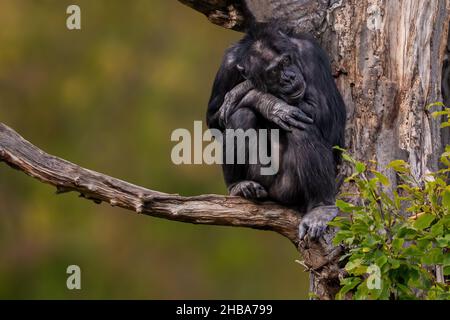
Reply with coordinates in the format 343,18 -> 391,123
206,21 -> 346,240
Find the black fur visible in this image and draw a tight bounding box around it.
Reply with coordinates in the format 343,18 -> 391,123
207,22 -> 346,238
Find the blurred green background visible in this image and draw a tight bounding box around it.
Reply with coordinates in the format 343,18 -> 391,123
0,0 -> 309,299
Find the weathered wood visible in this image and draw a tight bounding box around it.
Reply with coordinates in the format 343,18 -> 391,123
178,0 -> 246,30
178,0 -> 450,299
1,0 -> 447,301
0,120 -> 344,298
178,0 -> 450,300
178,0 -> 333,35
323,0 -> 450,184
0,122 -> 302,244
179,0 -> 450,181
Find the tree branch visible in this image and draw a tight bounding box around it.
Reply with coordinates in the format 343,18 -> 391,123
178,0 -> 333,37
0,122 -> 301,245
178,0 -> 246,31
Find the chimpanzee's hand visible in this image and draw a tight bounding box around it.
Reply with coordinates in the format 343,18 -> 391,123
235,90 -> 313,131
229,181 -> 268,200
219,80 -> 254,128
266,102 -> 313,132
298,205 -> 338,241
219,81 -> 314,131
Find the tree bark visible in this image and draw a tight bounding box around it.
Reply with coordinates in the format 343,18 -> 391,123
0,0 -> 448,300
0,123 -> 300,244
179,0 -> 450,299
0,121 -> 344,299
324,0 -> 450,181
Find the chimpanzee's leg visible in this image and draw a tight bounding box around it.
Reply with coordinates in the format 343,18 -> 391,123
293,133 -> 338,240
264,128 -> 338,241
298,205 -> 339,240
222,108 -> 268,200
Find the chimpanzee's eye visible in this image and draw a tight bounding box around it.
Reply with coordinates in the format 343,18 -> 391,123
282,56 -> 290,66
269,68 -> 278,77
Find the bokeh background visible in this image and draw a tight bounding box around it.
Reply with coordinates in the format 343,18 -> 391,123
0,0 -> 309,299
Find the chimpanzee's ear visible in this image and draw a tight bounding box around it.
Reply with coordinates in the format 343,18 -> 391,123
236,64 -> 248,79
278,30 -> 289,39
278,30 -> 295,45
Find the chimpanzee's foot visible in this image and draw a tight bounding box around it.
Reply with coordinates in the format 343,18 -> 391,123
229,181 -> 268,200
298,205 -> 338,241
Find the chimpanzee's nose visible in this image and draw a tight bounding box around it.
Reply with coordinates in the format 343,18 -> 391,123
283,70 -> 296,81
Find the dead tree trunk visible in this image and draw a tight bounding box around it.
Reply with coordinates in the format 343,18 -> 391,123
180,0 -> 450,299
0,0 -> 448,300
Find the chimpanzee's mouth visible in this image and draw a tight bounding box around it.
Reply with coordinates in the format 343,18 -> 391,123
289,86 -> 305,99
290,90 -> 304,99
284,81 -> 306,100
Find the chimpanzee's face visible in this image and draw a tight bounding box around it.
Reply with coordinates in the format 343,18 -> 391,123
262,53 -> 306,103
241,42 -> 306,104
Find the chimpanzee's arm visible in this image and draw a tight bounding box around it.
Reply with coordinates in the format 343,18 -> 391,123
207,47 -> 247,130
288,34 -> 347,150
219,84 -> 314,131
207,48 -> 256,194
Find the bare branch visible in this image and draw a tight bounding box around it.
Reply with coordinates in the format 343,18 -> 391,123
0,121 -> 345,298
177,0 -> 333,36
178,0 -> 246,31
0,122 -> 301,245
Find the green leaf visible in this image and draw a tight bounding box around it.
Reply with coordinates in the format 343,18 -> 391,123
351,222 -> 370,234
337,277 -> 362,299
443,252 -> 450,265
421,248 -> 445,265
444,266 -> 450,276
338,253 -> 352,262
329,142 -> 450,299
402,245 -> 422,257
427,102 -> 445,110
362,235 -> 380,247
328,218 -> 350,228
342,153 -> 354,164
388,258 -> 401,269
416,238 -> 431,251
333,146 -> 347,152
388,160 -> 409,173
336,199 -> 355,213
431,110 -> 449,118
333,230 -> 354,245
436,236 -> 449,248
392,238 -> 405,251
371,171 -> 390,186
413,214 -> 435,230
443,187 -> 450,209
375,254 -> 388,267
353,280 -> 369,300
430,222 -> 444,237
397,226 -> 418,239
442,215 -> 450,228
345,259 -> 363,272
356,161 -> 366,173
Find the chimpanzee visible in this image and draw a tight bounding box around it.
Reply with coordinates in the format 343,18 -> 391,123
206,21 -> 346,240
